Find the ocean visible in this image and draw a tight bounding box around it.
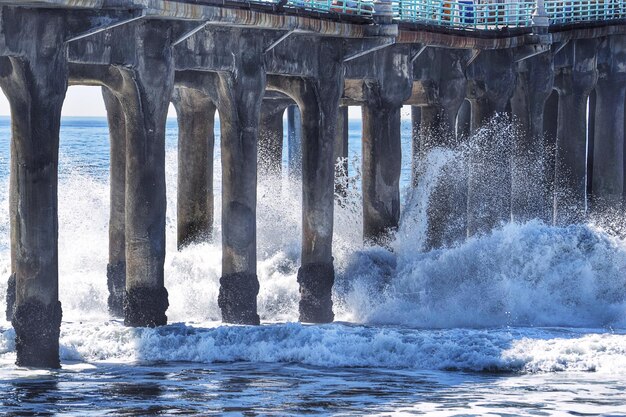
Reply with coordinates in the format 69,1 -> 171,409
0,114 -> 625,416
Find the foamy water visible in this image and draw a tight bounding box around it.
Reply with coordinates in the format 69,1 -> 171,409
0,115 -> 625,415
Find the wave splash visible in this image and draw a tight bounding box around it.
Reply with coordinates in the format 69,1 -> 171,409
0,119 -> 626,372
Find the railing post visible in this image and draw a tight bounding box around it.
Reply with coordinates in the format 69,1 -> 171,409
373,0 -> 395,23
532,0 -> 550,30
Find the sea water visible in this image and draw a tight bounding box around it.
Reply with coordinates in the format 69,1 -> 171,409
0,114 -> 625,416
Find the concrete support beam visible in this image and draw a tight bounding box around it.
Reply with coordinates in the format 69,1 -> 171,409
259,100 -> 287,178
334,106 -> 349,196
591,35 -> 626,214
114,21 -> 175,327
287,105 -> 302,180
216,34 -> 266,325
553,39 -> 598,224
172,86 -> 216,249
102,87 -> 126,317
0,11 -> 68,367
361,47 -> 412,245
466,49 -> 517,236
510,52 -> 554,223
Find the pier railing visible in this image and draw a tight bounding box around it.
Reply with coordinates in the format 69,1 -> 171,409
279,0 -> 626,28
392,0 -> 535,28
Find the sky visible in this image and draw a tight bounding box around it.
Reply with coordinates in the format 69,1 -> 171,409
0,85 -> 394,119
0,86 -> 178,118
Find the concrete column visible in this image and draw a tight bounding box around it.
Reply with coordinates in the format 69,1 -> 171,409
172,87 -> 216,249
114,21 -> 175,327
553,40 -> 598,225
466,49 -> 517,236
287,105 -> 302,179
259,100 -> 287,177
102,87 -> 126,318
420,102 -> 467,250
411,106 -> 421,187
362,104 -> 402,244
298,54 -> 344,323
510,53 -> 554,223
419,105 -> 457,150
216,38 -> 266,325
266,40 -> 345,323
590,36 -> 626,215
334,106 -> 349,196
362,48 -> 412,245
5,135 -> 16,321
0,10 -> 68,367
543,90 -> 559,207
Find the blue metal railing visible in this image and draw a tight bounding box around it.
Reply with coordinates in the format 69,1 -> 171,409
275,0 -> 626,28
286,0 -> 375,16
393,0 -> 535,28
545,0 -> 625,24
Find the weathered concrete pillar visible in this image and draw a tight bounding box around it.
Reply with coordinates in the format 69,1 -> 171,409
171,87 -> 216,249
362,48 -> 412,245
0,10 -> 68,367
216,35 -> 266,325
259,99 -> 287,177
334,106 -> 349,196
411,105 -> 421,187
543,90 -> 559,206
510,52 -> 554,223
362,105 -> 402,243
287,105 -> 302,179
466,49 -> 516,236
114,21 -> 175,327
299,47 -> 344,323
590,36 -> 626,214
553,39 -> 598,224
102,87 -> 126,317
269,40 -> 344,323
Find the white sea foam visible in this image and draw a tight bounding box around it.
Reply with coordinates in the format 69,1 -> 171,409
0,120 -> 626,375
1,322 -> 625,374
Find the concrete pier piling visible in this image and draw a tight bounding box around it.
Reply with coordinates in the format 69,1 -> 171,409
0,9 -> 68,368
553,39 -> 598,224
361,48 -> 412,245
362,104 -> 402,243
590,36 -> 626,215
216,33 -> 266,325
466,50 -> 516,236
510,53 -> 554,223
172,87 -> 216,249
102,87 -> 127,317
118,21 -> 174,327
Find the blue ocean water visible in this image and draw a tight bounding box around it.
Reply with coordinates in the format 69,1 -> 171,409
0,114 -> 626,416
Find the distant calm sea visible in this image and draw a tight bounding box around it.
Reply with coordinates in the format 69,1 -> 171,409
1,115 -> 626,416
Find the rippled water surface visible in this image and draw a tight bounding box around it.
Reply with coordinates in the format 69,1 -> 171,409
0,114 -> 625,416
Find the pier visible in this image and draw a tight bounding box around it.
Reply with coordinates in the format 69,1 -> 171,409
0,0 -> 624,368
